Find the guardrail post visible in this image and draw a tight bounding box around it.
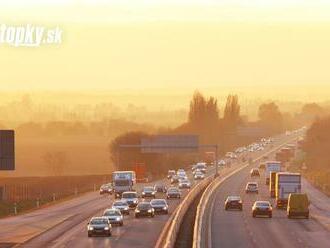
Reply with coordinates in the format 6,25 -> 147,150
14,202 -> 17,215
36,198 -> 40,208
53,193 -> 56,202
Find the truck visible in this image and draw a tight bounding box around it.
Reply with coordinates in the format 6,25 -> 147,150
265,161 -> 281,185
275,172 -> 301,209
269,171 -> 277,198
112,171 -> 136,198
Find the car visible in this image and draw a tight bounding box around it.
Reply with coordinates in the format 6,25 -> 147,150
287,193 -> 309,219
154,183 -> 167,193
150,199 -> 169,214
111,200 -> 130,215
193,163 -> 207,173
218,160 -> 226,166
194,171 -> 205,180
121,191 -> 139,208
245,182 -> 258,194
171,175 -> 179,184
99,184 -> 113,195
167,170 -> 176,179
166,187 -> 181,199
178,179 -> 191,189
135,202 -> 155,218
250,168 -> 260,177
87,217 -> 112,237
252,201 -> 272,218
225,196 -> 243,210
103,208 -> 124,226
142,186 -> 156,198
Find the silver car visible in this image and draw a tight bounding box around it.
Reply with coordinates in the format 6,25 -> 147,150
103,208 -> 124,226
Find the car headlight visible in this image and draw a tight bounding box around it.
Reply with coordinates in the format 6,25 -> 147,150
88,226 -> 94,231
116,217 -> 121,221
135,209 -> 140,213
134,200 -> 138,203
148,209 -> 153,213
152,192 -> 155,194
142,192 -> 145,195
104,227 -> 109,230
163,206 -> 167,210
124,207 -> 129,210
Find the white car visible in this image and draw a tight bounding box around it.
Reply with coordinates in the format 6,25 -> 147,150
179,179 -> 191,189
194,171 -> 205,180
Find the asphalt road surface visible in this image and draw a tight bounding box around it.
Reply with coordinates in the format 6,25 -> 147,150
210,153 -> 330,248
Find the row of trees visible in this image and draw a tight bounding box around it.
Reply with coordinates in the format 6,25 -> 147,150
109,91 -> 302,175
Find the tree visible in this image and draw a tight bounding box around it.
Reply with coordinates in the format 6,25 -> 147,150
223,95 -> 241,129
258,102 -> 283,134
302,103 -> 325,119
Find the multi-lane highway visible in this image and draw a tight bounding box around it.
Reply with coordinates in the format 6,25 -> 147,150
1,131 -> 319,248
209,150 -> 330,248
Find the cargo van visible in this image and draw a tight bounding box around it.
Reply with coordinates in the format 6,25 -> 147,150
287,193 -> 309,218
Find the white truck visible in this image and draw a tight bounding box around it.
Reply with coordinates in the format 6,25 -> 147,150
275,172 -> 301,209
265,161 -> 281,185
112,171 -> 136,198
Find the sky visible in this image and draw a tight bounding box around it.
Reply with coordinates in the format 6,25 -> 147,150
0,0 -> 330,101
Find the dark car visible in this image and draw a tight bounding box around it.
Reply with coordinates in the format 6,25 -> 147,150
99,184 -> 113,195
87,217 -> 112,237
252,201 -> 272,218
103,208 -> 124,226
111,200 -> 130,215
250,168 -> 260,177
121,191 -> 139,208
142,186 -> 156,198
135,202 -> 155,218
225,196 -> 243,210
150,199 -> 169,214
166,187 -> 181,199
154,184 -> 167,193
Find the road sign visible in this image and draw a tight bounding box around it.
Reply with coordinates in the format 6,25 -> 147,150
0,130 -> 15,170
141,135 -> 199,153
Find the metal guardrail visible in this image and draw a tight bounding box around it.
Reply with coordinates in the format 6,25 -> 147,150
155,176 -> 213,248
192,135 -> 301,248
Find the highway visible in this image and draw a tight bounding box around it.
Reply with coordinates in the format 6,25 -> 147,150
1,164 -> 218,248
0,132 -> 308,248
209,151 -> 330,248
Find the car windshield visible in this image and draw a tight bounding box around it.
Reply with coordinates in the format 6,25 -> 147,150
122,193 -> 137,198
151,200 -> 166,205
256,202 -> 270,207
228,196 -> 241,201
115,180 -> 130,186
104,210 -> 121,216
248,183 -> 257,187
181,180 -> 189,183
144,187 -> 153,192
91,219 -> 108,225
113,201 -> 127,207
138,203 -> 151,210
168,188 -> 178,192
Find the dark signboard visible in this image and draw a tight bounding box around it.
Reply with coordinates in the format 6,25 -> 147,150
0,130 -> 15,170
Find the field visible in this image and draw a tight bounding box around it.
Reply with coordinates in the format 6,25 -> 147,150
0,134 -> 114,177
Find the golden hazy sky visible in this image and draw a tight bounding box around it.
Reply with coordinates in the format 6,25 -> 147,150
0,0 -> 330,100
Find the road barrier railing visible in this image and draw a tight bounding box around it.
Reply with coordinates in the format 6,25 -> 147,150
155,176 -> 213,248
